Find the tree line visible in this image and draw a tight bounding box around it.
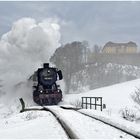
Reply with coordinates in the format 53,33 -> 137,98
50,41 -> 140,94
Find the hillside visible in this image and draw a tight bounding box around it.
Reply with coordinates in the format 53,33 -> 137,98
0,79 -> 140,139
64,79 -> 140,117
69,63 -> 140,94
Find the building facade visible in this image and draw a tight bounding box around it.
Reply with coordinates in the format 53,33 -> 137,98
102,41 -> 137,54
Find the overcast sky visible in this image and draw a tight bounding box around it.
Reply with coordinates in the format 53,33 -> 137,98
0,1 -> 140,47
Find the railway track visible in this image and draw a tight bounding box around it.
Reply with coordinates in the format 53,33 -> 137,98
19,102 -> 139,139
78,110 -> 140,139
19,98 -> 77,138
43,106 -> 137,139
58,106 -> 140,139
43,107 -> 79,139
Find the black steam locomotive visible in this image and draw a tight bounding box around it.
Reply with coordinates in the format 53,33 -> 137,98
31,63 -> 63,105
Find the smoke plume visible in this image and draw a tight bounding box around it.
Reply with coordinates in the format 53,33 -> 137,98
0,17 -> 61,106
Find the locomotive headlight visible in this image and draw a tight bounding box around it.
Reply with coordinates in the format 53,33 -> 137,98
47,70 -> 51,74
40,90 -> 43,93
42,69 -> 53,77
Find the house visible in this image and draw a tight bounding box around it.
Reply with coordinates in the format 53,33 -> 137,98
102,41 -> 137,54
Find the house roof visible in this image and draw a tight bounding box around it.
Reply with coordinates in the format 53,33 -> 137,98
103,41 -> 137,49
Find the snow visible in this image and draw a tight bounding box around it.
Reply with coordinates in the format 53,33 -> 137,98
0,78 -> 140,139
0,111 -> 68,139
61,79 -> 140,139
63,79 -> 140,116
46,106 -> 136,139
0,79 -> 140,138
79,109 -> 140,139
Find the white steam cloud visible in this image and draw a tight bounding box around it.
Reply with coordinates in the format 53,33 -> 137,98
0,17 -> 60,85
0,17 -> 61,106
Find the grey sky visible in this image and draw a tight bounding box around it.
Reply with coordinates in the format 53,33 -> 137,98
0,1 -> 140,47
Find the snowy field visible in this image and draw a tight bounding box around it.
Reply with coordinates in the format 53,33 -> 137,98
0,111 -> 68,139
0,79 -> 140,139
46,106 -> 137,139
63,79 -> 140,139
64,79 -> 140,117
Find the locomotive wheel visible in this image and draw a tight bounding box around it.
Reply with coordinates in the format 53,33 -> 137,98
51,98 -> 57,105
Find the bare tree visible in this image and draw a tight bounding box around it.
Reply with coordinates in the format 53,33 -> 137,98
50,41 -> 90,94
93,44 -> 101,53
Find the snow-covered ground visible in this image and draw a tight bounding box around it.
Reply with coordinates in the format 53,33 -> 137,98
46,106 -> 136,139
79,109 -> 140,138
0,79 -> 140,139
61,79 -> 140,139
0,111 -> 68,139
64,79 -> 140,117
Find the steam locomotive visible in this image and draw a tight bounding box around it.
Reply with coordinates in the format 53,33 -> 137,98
31,63 -> 63,105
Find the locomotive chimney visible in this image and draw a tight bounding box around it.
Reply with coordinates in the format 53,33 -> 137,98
43,63 -> 49,68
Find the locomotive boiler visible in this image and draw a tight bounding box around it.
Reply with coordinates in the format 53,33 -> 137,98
31,63 -> 63,105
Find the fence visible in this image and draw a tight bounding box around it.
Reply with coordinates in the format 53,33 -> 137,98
82,97 -> 105,111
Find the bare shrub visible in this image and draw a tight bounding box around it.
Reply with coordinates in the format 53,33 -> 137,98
131,88 -> 140,106
24,112 -> 38,121
69,100 -> 82,108
120,107 -> 136,122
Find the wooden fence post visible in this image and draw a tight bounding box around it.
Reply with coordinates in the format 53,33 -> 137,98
19,98 -> 25,113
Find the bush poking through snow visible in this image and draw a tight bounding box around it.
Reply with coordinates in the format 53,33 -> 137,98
120,107 -> 136,122
24,112 -> 39,121
69,100 -> 82,108
131,88 -> 140,106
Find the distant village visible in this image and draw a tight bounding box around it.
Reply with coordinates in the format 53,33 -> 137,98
102,41 -> 137,54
